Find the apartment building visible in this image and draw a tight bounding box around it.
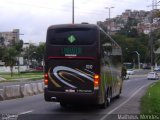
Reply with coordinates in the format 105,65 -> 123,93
0,29 -> 20,46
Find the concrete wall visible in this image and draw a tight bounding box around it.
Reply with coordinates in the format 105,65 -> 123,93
0,82 -> 44,101
0,66 -> 28,73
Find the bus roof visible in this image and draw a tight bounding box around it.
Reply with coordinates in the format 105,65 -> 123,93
47,24 -> 98,30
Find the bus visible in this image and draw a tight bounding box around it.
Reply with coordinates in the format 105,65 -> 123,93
44,24 -> 124,108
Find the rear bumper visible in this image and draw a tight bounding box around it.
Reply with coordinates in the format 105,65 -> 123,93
44,88 -> 99,104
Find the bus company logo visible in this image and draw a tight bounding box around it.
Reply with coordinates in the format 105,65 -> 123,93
68,35 -> 76,43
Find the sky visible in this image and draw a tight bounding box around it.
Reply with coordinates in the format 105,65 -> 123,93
0,0 -> 155,43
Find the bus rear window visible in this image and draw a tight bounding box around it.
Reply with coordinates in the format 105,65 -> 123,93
47,28 -> 96,45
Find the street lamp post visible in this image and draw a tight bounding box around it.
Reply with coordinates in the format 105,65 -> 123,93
105,7 -> 114,35
134,51 -> 140,69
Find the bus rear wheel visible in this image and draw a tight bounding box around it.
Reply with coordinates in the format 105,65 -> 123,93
100,96 -> 111,109
60,102 -> 67,108
100,90 -> 111,109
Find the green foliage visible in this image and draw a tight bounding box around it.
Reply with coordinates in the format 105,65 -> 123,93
118,17 -> 139,37
35,43 -> 45,63
0,37 -> 5,46
0,47 -> 5,60
22,43 -> 45,67
112,34 -> 149,63
15,40 -> 23,51
155,10 -> 160,17
3,47 -> 18,76
2,40 -> 24,76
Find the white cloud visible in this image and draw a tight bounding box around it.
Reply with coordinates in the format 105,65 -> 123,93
0,0 -> 156,43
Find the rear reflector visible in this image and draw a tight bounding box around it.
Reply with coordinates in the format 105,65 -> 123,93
44,73 -> 48,85
94,74 -> 100,89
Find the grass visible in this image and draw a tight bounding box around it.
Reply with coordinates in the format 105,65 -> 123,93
140,81 -> 160,114
0,72 -> 43,82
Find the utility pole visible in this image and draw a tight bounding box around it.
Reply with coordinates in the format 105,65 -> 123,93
72,0 -> 74,24
147,0 -> 156,67
105,7 -> 114,35
147,0 -> 160,68
155,0 -> 157,9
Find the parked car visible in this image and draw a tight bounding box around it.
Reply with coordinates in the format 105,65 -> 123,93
34,66 -> 44,71
127,69 -> 134,75
147,72 -> 159,80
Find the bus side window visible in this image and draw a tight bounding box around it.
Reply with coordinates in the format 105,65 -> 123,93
101,47 -> 109,66
102,43 -> 112,56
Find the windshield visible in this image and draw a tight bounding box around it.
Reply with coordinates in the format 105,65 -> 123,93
47,28 -> 97,45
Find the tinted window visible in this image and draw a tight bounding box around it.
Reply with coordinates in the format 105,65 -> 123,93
47,28 -> 97,45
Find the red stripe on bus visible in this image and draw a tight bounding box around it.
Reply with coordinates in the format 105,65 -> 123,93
48,56 -> 95,60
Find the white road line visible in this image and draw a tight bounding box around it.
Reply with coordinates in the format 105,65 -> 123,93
19,110 -> 33,115
100,82 -> 153,120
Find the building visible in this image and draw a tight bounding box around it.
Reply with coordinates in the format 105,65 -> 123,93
0,29 -> 20,46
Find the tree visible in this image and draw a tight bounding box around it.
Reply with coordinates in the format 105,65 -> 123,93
0,37 -> 5,46
35,43 -> 45,65
112,33 -> 149,64
3,47 -> 18,76
15,40 -> 23,52
118,17 -> 139,37
22,43 -> 45,68
23,44 -> 37,67
2,40 -> 24,76
0,47 -> 5,60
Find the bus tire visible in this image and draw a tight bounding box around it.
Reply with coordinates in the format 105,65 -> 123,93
100,99 -> 107,109
100,89 -> 111,109
60,102 -> 67,108
116,94 -> 120,99
106,88 -> 111,106
44,95 -> 51,101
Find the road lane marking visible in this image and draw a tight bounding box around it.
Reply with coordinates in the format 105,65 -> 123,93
19,110 -> 33,115
100,82 -> 153,120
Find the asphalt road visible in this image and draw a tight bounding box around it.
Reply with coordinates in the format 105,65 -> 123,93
0,76 -> 157,120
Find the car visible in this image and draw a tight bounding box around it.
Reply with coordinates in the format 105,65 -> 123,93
147,72 -> 159,80
154,66 -> 160,71
127,69 -> 134,75
34,66 -> 43,71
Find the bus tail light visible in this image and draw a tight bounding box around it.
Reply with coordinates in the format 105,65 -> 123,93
44,73 -> 49,86
94,74 -> 100,90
